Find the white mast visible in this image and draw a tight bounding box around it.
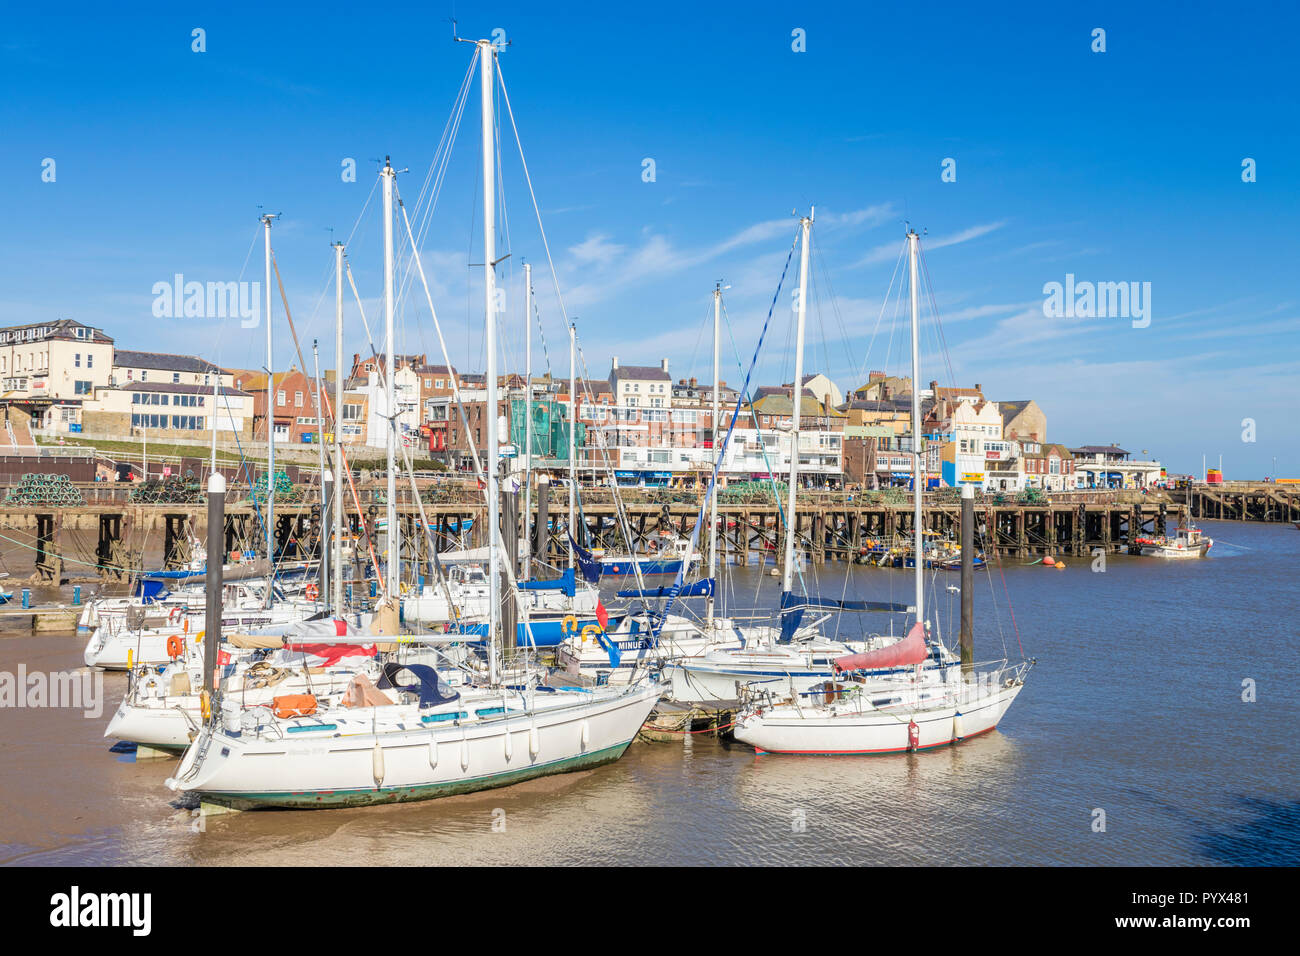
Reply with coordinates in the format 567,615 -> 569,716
707,281 -> 722,624
261,213 -> 276,603
522,261 -> 533,581
781,209 -> 813,596
567,321 -> 576,569
381,158 -> 399,598
312,338 -> 327,609
907,229 -> 924,623
333,241 -> 345,611
479,39 -> 502,683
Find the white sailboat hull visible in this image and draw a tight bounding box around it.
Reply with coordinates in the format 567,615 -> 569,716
733,678 -> 1024,755
104,668 -> 366,750
84,603 -> 323,669
166,680 -> 662,809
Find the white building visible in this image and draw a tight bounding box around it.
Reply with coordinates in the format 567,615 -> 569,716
361,364 -> 421,449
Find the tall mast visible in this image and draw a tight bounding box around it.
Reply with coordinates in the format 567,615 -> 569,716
480,39 -> 501,683
907,229 -> 924,623
261,213 -> 276,604
313,338 -> 328,610
209,359 -> 219,475
522,261 -> 533,581
707,282 -> 722,624
333,241 -> 345,611
381,158 -> 399,598
567,321 -> 576,569
781,209 -> 813,596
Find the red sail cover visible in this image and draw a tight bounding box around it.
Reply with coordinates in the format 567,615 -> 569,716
834,623 -> 928,673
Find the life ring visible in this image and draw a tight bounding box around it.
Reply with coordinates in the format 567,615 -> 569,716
306,583 -> 319,601
562,615 -> 579,634
580,624 -> 601,646
166,635 -> 184,660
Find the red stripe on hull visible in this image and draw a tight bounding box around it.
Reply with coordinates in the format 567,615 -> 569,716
752,724 -> 997,756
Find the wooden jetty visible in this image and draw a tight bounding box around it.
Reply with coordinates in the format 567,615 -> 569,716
1170,481 -> 1300,523
0,480 -> 1188,585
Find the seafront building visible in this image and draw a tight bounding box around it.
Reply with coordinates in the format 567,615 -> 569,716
0,316 -> 1167,490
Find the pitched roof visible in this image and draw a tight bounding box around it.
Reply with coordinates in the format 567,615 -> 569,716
0,318 -> 114,344
751,393 -> 844,418
612,364 -> 671,382
126,382 -> 252,397
114,350 -> 221,374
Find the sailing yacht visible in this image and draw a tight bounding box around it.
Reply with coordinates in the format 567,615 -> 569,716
168,37 -> 660,809
732,229 -> 1031,755
104,619 -> 383,751
663,212 -> 946,705
83,582 -> 341,670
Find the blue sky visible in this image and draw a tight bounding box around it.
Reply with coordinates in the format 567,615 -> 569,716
1,2 -> 1296,475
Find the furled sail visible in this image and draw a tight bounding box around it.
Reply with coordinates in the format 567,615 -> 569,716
617,579 -> 715,599
833,623 -> 929,672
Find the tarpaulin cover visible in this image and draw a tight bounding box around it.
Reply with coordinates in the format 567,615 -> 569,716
341,672 -> 395,708
380,662 -> 461,708
833,623 -> 929,672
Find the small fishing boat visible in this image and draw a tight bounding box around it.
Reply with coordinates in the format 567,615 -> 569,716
1136,525 -> 1212,558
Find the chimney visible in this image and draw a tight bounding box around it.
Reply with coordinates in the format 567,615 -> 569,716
929,380 -> 939,392
689,376 -> 697,388
975,383 -> 982,393
612,356 -> 619,370
660,358 -> 669,373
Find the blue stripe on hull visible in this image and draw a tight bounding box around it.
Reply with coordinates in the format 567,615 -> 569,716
456,616 -> 611,647
598,559 -> 682,577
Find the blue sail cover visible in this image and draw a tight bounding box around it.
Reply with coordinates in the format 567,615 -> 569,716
777,590 -> 910,643
518,567 -> 578,597
133,579 -> 171,603
617,578 -> 715,599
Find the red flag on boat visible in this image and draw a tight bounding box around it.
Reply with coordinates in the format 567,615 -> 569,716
833,622 -> 929,673
283,643 -> 377,667
595,600 -> 609,631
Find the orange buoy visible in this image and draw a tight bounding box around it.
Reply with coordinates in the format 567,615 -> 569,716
1042,556 -> 1055,566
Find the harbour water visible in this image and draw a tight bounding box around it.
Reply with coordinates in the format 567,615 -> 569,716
1,518 -> 1296,866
